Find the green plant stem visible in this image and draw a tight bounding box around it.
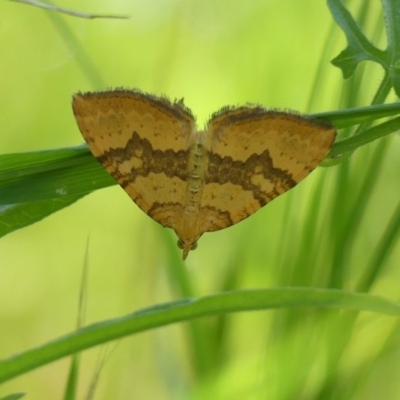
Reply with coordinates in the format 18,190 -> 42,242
329,116 -> 400,158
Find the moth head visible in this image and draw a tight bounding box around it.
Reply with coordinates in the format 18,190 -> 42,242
177,239 -> 198,260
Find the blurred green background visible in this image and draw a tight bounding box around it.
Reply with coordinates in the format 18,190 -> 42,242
1,0 -> 399,399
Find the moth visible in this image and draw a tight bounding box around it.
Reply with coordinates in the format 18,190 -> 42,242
72,89 -> 336,259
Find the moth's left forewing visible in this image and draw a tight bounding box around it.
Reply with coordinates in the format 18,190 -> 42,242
198,107 -> 336,233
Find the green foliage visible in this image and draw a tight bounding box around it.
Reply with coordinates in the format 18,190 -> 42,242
0,394 -> 25,400
329,0 -> 400,96
0,0 -> 399,399
1,288 -> 400,384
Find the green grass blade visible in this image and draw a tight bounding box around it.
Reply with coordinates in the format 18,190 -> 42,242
0,394 -> 25,400
1,288 -> 400,384
0,196 -> 85,238
357,200 -> 400,292
0,151 -> 114,205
